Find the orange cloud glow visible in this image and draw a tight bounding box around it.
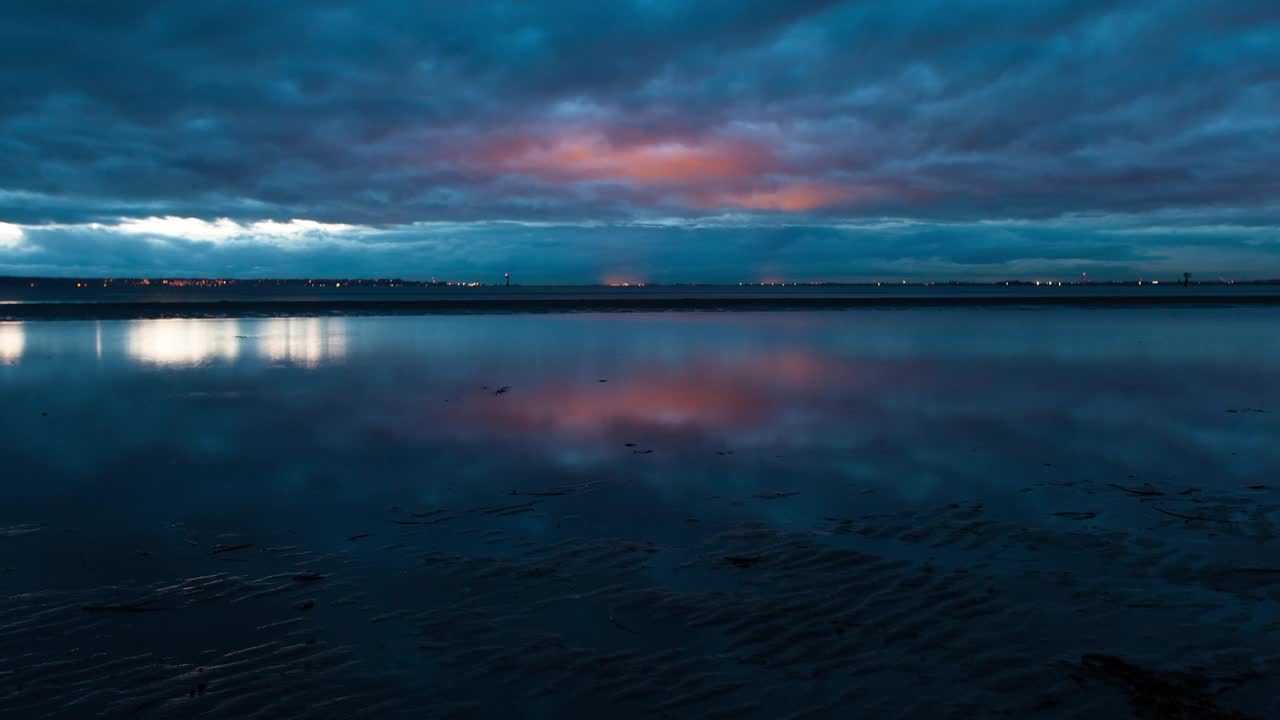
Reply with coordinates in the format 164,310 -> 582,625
478,132 -> 769,185
474,131 -> 869,212
710,183 -> 860,212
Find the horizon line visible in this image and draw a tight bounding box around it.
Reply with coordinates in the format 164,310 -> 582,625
2,275 -> 1276,287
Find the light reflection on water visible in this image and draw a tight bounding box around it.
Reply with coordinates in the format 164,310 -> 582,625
1,309 -> 1278,521
112,317 -> 349,367
259,317 -> 348,367
127,318 -> 243,366
0,322 -> 22,363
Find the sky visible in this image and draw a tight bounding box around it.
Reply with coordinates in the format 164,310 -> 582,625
1,0 -> 1278,283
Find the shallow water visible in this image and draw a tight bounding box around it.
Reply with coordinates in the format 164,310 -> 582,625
2,309 -> 1279,718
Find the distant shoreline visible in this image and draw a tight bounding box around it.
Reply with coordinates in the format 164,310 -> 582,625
4,289 -> 1280,321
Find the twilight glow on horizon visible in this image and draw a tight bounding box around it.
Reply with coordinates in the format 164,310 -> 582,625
1,1 -> 1278,283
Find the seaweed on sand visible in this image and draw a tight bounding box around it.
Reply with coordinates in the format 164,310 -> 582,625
1078,653 -> 1261,720
1107,484 -> 1165,497
81,603 -> 164,613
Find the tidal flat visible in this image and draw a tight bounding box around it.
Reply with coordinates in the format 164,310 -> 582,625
2,308 -> 1279,719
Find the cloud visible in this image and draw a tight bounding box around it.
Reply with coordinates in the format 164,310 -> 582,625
0,0 -> 1278,277
0,222 -> 23,249
112,217 -> 360,243
706,184 -> 875,212
474,131 -> 770,185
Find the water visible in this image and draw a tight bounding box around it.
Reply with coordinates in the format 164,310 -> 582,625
2,309 -> 1279,718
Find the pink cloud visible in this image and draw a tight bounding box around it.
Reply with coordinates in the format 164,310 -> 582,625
469,128 -> 879,212
705,183 -> 865,212
477,130 -> 770,184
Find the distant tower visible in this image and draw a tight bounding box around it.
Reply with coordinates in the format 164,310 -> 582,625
504,272 -> 510,288
1082,271 -> 1088,284
1183,272 -> 1190,287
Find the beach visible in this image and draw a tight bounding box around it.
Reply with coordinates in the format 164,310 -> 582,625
2,308 -> 1278,718
3,283 -> 1280,320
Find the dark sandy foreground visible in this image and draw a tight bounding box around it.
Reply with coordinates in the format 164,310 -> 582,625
3,474 -> 1278,719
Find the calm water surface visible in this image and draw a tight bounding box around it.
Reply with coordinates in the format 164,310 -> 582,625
2,309 -> 1279,718
4,310 -> 1277,518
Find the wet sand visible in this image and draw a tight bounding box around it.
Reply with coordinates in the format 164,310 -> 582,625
3,476 -> 1278,718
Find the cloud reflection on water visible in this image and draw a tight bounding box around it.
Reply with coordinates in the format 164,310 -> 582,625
465,350 -> 838,436
1,310 -> 1278,520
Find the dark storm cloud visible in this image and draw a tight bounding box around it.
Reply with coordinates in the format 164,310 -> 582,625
0,0 -> 1278,278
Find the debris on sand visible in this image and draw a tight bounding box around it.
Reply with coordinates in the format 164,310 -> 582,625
1225,408 -> 1272,414
1054,511 -> 1098,520
1151,505 -> 1229,523
476,500 -> 541,517
824,515 -> 855,532
82,604 -> 164,613
1077,653 -> 1261,719
292,573 -> 325,582
753,491 -> 798,500
608,612 -> 641,635
1107,483 -> 1165,497
624,442 -> 637,447
347,533 -> 369,541
494,386 -> 512,395
211,543 -> 255,554
296,599 -> 315,611
632,449 -> 654,454
724,555 -> 764,569
184,391 -> 244,400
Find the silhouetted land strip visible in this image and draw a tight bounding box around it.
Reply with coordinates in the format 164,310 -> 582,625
4,289 -> 1280,320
